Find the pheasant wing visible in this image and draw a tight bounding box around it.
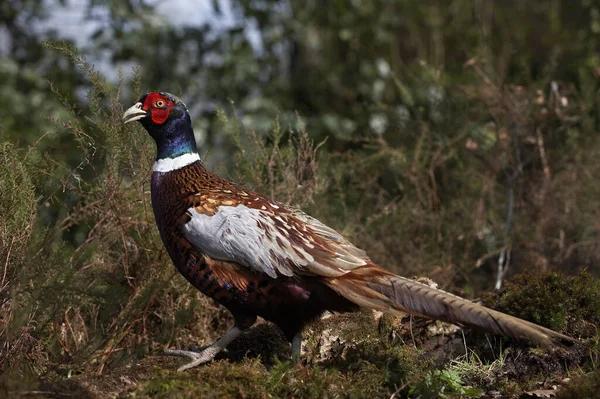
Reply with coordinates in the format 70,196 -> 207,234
181,200 -> 370,279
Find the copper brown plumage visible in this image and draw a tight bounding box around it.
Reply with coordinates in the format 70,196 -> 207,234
151,162 -> 359,339
124,92 -> 576,371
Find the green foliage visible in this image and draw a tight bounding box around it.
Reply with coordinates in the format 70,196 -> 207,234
218,107 -> 326,208
0,42 -> 230,380
0,141 -> 39,240
410,369 -> 482,399
0,141 -> 46,375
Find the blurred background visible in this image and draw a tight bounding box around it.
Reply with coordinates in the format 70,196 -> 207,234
0,0 -> 599,390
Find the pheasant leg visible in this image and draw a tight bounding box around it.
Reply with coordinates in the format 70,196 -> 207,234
291,331 -> 302,365
165,326 -> 242,371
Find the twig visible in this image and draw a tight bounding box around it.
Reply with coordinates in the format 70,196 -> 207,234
0,236 -> 14,293
496,122 -> 522,290
475,245 -> 509,268
22,131 -> 53,162
562,240 -> 596,261
536,127 -> 551,181
409,316 -> 416,348
496,173 -> 515,290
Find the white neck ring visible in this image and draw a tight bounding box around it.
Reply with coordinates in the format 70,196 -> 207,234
152,153 -> 201,172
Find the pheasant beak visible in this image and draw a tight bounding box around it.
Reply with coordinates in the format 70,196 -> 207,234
123,102 -> 147,124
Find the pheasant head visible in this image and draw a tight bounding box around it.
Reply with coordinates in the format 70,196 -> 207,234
123,92 -> 197,161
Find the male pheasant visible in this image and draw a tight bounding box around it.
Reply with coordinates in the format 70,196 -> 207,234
123,92 -> 574,371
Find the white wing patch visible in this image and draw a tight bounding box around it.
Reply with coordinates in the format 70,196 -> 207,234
181,204 -> 369,279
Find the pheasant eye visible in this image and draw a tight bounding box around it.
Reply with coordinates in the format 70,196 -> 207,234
155,99 -> 166,107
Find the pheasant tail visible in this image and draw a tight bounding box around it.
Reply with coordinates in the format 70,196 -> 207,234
327,266 -> 576,348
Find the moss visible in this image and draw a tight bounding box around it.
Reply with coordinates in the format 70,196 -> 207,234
142,360 -> 270,398
143,377 -> 197,397
131,359 -> 393,398
492,270 -> 600,337
557,370 -> 600,399
266,361 -> 390,398
303,311 -> 432,396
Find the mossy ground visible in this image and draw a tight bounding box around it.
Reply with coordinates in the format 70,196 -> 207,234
557,370 -> 600,399
4,270 -> 597,398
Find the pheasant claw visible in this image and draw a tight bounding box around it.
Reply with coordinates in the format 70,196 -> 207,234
164,326 -> 242,371
164,347 -> 222,371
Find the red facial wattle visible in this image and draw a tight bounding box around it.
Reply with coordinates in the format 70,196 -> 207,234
143,93 -> 174,125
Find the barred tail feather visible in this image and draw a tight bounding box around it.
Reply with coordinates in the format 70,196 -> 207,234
327,268 -> 576,348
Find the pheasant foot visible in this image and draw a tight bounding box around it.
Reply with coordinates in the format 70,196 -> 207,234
164,326 -> 242,371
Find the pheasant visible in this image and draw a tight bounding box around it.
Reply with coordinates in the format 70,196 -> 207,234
123,92 -> 575,371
